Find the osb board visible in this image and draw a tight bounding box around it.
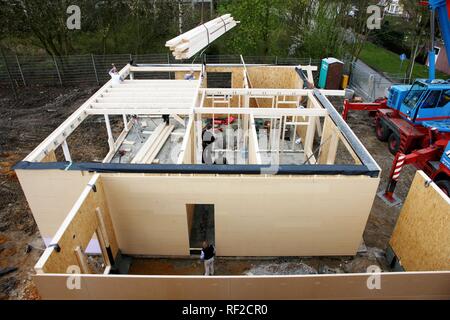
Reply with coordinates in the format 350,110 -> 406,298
390,171 -> 450,271
204,66 -> 245,107
34,271 -> 450,300
247,66 -> 302,108
42,177 -> 119,274
101,173 -> 379,257
41,150 -> 57,162
15,169 -> 94,239
247,66 -> 300,89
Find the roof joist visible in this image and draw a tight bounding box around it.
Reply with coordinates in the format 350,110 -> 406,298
23,64 -> 131,162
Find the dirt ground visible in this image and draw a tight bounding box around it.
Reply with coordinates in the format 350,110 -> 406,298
0,85 -> 416,299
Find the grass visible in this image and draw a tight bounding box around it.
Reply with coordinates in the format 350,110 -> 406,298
359,42 -> 449,81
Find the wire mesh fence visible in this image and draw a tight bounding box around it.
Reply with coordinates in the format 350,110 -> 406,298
0,53 -> 322,88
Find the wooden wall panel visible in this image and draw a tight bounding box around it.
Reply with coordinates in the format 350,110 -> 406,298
247,66 -> 302,108
40,176 -> 118,274
101,174 -> 379,257
390,171 -> 450,271
205,66 -> 245,107
15,169 -> 94,240
34,271 -> 450,300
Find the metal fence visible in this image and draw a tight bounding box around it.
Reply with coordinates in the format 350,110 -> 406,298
349,62 -> 412,102
0,53 -> 321,88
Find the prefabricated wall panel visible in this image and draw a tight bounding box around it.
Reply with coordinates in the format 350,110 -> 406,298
15,169 -> 94,239
101,173 -> 379,256
390,171 -> 450,271
33,271 -> 450,300
37,176 -> 119,274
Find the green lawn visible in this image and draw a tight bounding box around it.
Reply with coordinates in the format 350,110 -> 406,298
359,42 -> 449,80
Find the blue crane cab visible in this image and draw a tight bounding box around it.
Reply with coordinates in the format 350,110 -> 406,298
387,79 -> 450,125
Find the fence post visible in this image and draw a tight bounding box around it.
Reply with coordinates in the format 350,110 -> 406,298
91,54 -> 99,85
167,53 -> 170,64
275,56 -> 278,65
1,48 -> 17,98
15,55 -> 26,86
53,55 -> 63,86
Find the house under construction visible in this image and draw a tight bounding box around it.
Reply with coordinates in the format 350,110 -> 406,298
14,62 -> 450,299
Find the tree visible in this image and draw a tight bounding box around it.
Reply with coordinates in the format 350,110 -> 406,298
217,0 -> 286,56
9,0 -> 77,56
402,0 -> 430,82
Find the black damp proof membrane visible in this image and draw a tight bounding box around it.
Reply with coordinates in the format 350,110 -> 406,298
14,161 -> 379,177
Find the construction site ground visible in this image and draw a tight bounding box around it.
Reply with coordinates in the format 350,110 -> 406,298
0,85 -> 416,299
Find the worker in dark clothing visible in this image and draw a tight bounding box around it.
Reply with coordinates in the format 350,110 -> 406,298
162,114 -> 170,126
202,123 -> 215,164
200,241 -> 216,276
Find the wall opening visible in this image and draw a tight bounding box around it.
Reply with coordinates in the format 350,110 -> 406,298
186,204 -> 215,253
207,72 -> 232,88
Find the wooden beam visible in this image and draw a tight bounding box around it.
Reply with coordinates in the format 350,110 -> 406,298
131,123 -> 166,164
196,107 -> 328,117
249,114 -> 262,164
75,246 -> 90,274
201,88 -> 345,97
141,125 -> 175,164
318,117 -> 340,164
129,66 -> 202,72
104,114 -> 114,150
177,116 -> 194,164
88,108 -> 194,116
62,140 -> 72,162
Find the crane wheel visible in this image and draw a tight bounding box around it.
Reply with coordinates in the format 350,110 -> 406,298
375,120 -> 389,141
436,180 -> 450,197
387,132 -> 400,155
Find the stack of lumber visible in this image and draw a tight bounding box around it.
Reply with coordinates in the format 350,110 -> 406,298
166,14 -> 238,60
131,123 -> 175,164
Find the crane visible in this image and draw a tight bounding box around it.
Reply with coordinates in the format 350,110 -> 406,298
342,0 -> 450,203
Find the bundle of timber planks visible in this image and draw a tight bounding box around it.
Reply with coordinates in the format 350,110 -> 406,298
166,14 -> 238,60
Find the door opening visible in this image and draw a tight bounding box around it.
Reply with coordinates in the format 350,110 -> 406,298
186,204 -> 215,254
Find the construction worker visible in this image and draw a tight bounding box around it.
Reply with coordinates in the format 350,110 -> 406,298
200,241 -> 216,276
162,114 -> 170,126
109,64 -> 123,86
202,123 -> 216,164
184,69 -> 195,80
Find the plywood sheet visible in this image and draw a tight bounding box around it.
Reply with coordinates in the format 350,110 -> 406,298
390,171 -> 450,271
